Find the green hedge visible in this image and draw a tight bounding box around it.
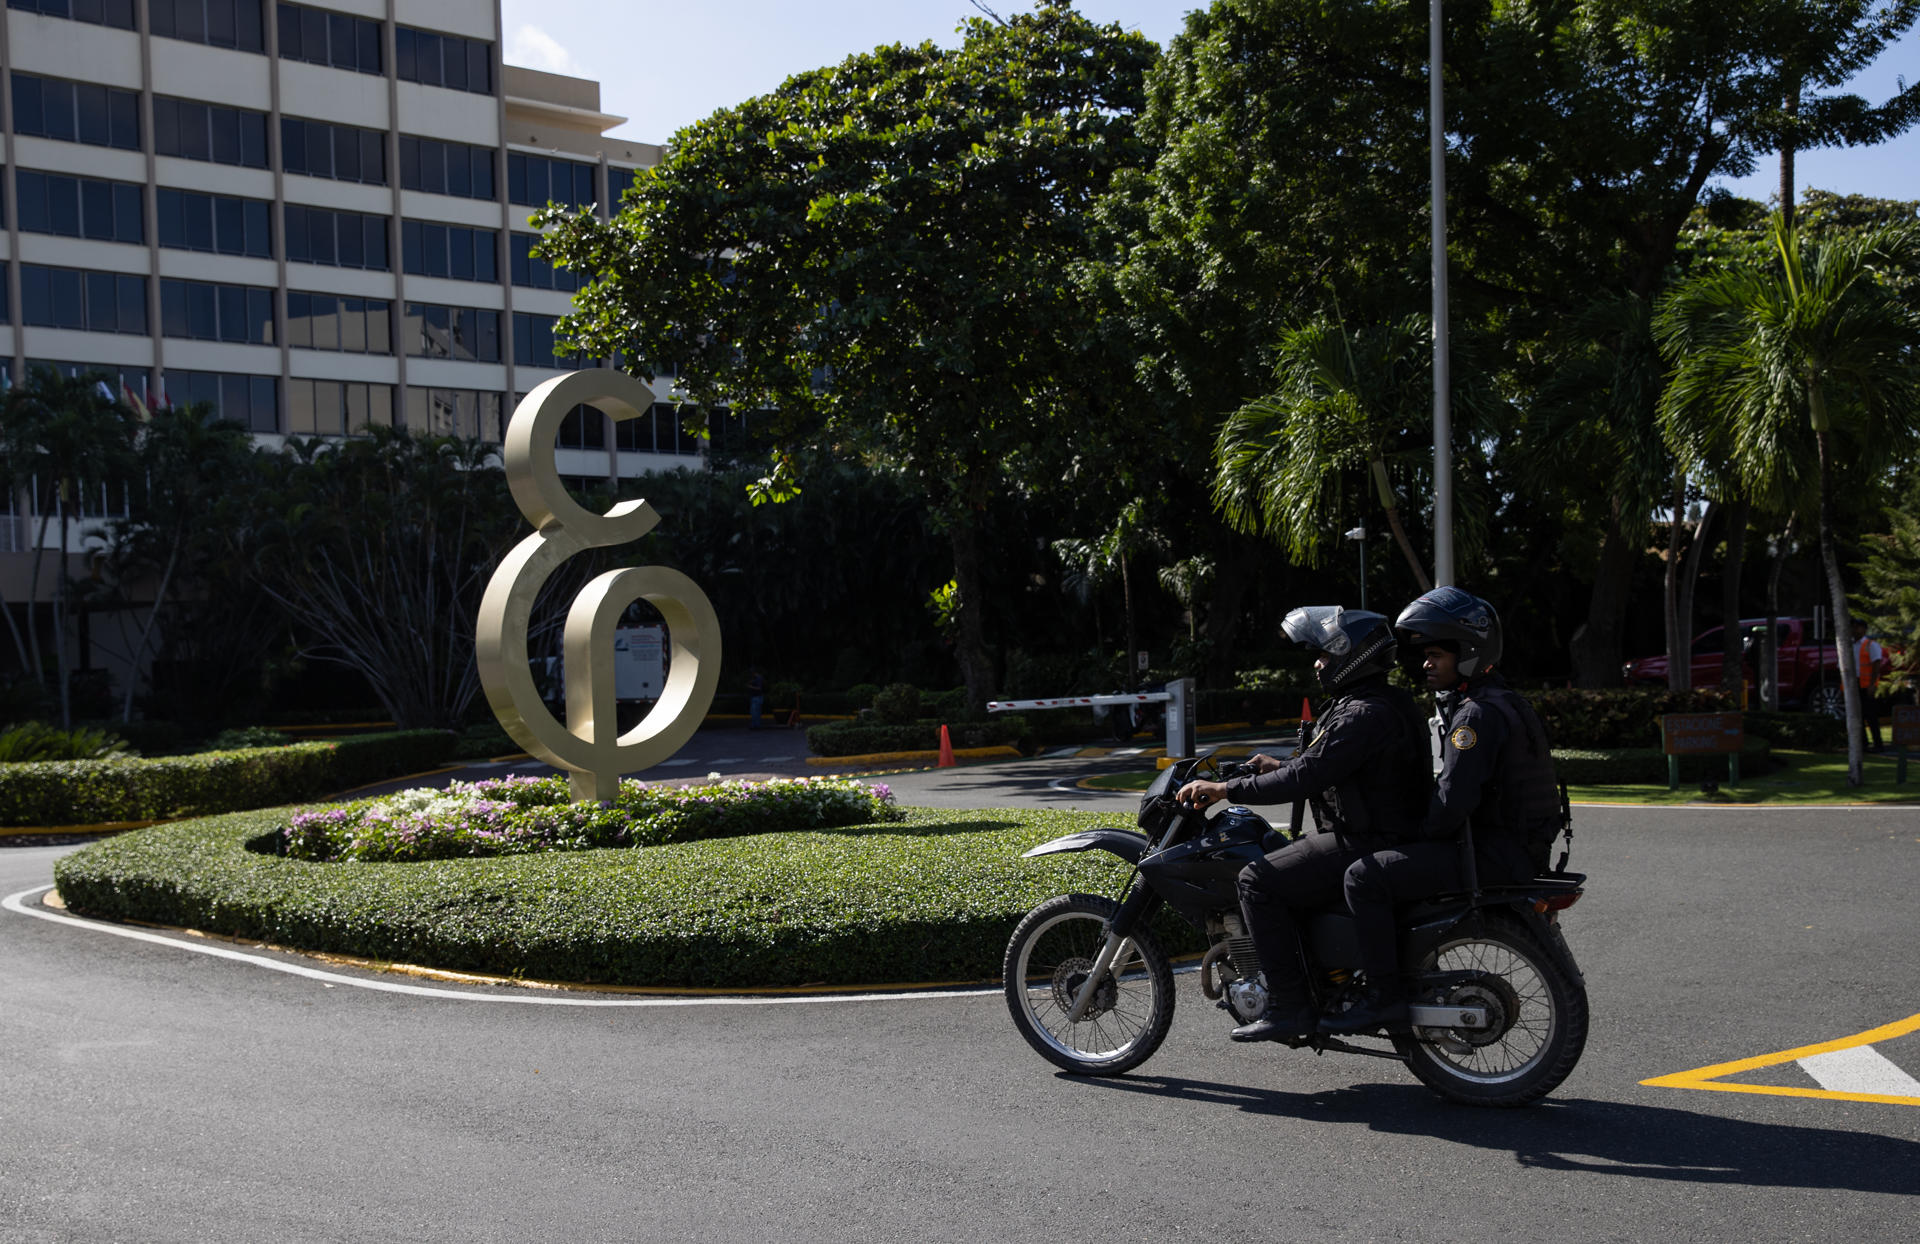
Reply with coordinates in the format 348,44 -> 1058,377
1552,736 -> 1772,786
0,729 -> 456,826
1745,710 -> 1849,750
1530,688 -> 1734,748
806,717 -> 1026,757
52,805 -> 1199,987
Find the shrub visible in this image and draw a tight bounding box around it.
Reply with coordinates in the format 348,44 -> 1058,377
871,682 -> 923,725
1744,709 -> 1849,750
280,774 -> 900,862
806,717 -> 1026,757
0,728 -> 458,826
208,726 -> 292,751
846,683 -> 881,710
53,805 -> 1197,987
1551,736 -> 1772,785
0,722 -> 131,763
1528,688 -> 1733,749
455,722 -> 518,759
96,718 -> 190,756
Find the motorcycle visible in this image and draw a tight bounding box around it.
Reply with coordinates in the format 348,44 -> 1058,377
1002,752 -> 1589,1106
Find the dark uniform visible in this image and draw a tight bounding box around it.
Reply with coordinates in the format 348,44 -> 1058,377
1224,676 -> 1430,1011
1342,673 -> 1560,998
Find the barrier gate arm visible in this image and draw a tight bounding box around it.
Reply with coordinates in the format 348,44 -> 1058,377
986,680 -> 1197,760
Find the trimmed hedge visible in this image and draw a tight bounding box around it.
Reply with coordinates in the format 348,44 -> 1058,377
1745,710 -> 1849,750
1531,688 -> 1733,749
0,729 -> 456,826
806,717 -> 1026,757
52,805 -> 1199,987
1552,736 -> 1772,786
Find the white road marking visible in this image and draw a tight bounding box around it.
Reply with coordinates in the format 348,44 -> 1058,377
1798,1045 -> 1920,1097
656,759 -> 700,767
708,757 -> 744,764
3,887 -> 993,1009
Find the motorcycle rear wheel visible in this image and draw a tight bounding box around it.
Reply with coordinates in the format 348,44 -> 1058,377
1003,893 -> 1174,1076
1393,912 -> 1587,1107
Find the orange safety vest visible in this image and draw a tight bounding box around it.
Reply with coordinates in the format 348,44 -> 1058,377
1858,637 -> 1880,690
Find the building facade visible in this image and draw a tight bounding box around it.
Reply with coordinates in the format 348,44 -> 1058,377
0,0 -> 688,698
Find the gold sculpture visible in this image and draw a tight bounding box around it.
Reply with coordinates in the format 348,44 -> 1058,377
476,371 -> 722,801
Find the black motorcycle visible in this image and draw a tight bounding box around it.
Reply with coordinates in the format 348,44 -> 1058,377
1002,752 -> 1588,1106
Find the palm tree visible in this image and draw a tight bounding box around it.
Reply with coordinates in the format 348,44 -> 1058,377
1052,496 -> 1166,692
1212,316 -> 1441,594
1656,216 -> 1920,784
0,369 -> 139,725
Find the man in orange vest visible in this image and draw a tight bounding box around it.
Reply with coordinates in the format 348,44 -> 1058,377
1858,633 -> 1892,751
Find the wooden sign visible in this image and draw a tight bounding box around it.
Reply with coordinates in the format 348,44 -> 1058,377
1662,712 -> 1744,755
1893,705 -> 1920,749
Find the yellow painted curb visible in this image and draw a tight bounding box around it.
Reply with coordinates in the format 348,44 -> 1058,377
0,819 -> 163,838
1641,1012 -> 1920,1107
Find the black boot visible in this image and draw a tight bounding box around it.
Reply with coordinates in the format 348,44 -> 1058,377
1231,999 -> 1317,1042
1320,986 -> 1409,1035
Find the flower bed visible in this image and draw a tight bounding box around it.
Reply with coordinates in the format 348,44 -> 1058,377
281,774 -> 901,863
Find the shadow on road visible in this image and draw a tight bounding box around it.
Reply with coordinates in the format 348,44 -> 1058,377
1077,1074 -> 1920,1195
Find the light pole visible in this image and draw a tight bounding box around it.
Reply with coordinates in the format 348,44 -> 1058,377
1345,526 -> 1368,612
1430,0 -> 1454,588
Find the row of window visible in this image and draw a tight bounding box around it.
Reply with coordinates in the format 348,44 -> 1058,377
11,74 -> 141,151
19,265 -> 147,334
158,187 -> 273,256
508,154 -> 596,210
283,203 -> 389,270
159,278 -> 274,344
399,136 -> 494,201
281,117 -> 385,185
16,171 -> 144,244
287,292 -> 389,354
12,2 -> 495,96
509,233 -> 580,292
153,95 -> 270,167
551,403 -> 706,456
400,221 -> 497,284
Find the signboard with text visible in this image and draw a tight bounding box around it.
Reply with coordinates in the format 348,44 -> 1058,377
1661,712 -> 1744,755
1894,705 -> 1920,749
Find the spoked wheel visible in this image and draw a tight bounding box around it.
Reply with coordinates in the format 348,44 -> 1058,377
1003,894 -> 1174,1076
1394,913 -> 1587,1106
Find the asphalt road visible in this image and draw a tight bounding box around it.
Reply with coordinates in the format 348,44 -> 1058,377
2,757 -> 1917,1242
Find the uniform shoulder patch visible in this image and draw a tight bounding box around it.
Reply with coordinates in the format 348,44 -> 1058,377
1449,725 -> 1478,751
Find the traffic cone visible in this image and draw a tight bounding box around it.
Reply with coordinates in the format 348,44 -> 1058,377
1300,696 -> 1314,724
937,724 -> 956,767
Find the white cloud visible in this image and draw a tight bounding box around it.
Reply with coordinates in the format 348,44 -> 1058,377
505,23 -> 589,77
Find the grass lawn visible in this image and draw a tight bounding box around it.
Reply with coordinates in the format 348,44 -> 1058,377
1079,748 -> 1920,805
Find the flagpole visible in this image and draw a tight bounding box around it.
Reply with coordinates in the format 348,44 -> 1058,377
1430,0 -> 1454,589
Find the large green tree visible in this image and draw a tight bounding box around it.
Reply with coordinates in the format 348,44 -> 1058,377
540,2 -> 1156,708
1656,217 -> 1920,783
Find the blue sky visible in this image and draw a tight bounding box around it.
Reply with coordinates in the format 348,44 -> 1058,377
499,0 -> 1920,205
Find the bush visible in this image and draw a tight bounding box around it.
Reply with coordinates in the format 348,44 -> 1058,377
846,683 -> 881,710
0,729 -> 458,826
0,722 -> 131,763
100,719 -> 191,756
53,805 -> 1197,987
805,717 -> 1026,757
207,726 -> 293,751
1551,736 -> 1772,785
455,722 -> 518,759
1529,688 -> 1733,749
871,683 -> 923,725
281,774 -> 899,862
1745,709 -> 1849,750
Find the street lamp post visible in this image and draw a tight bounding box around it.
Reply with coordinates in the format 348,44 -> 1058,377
1345,526 -> 1368,612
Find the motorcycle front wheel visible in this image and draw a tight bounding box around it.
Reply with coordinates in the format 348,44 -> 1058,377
1003,893 -> 1174,1076
1393,912 -> 1588,1107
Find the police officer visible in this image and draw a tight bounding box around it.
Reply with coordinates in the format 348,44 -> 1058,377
1323,586 -> 1561,1034
1177,606 -> 1429,1041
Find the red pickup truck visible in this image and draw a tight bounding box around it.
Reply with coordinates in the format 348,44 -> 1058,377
1621,617 -> 1845,715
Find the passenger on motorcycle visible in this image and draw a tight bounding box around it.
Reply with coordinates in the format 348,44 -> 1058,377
1176,606 -> 1430,1041
1322,587 -> 1562,1035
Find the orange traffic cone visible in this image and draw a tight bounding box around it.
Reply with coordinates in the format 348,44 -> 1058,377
937,724 -> 956,767
1300,696 -> 1314,724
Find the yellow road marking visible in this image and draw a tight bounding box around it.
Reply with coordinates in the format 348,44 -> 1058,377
1641,1012 -> 1920,1107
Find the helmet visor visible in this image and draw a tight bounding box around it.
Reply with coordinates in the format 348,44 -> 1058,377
1282,605 -> 1350,655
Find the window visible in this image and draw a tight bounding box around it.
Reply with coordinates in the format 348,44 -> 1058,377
401,222 -> 497,283
159,279 -> 273,344
149,0 -> 265,51
555,403 -> 605,450
507,153 -> 597,209
509,232 -> 579,292
156,188 -> 272,257
11,74 -> 140,150
16,171 -> 143,244
404,387 -> 504,440
286,379 -> 395,437
287,293 -> 391,354
161,369 -> 278,431
396,26 -> 492,94
276,3 -> 381,73
284,205 -> 390,270
25,360 -> 149,407
616,401 -> 703,455
402,302 -> 498,362
608,166 -> 638,206
511,311 -> 588,369
282,117 -> 386,184
153,95 -> 269,167
399,136 -> 495,201
20,264 -> 147,334
7,0 -> 137,28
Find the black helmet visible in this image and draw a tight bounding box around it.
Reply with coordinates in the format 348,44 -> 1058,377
1281,605 -> 1398,694
1394,586 -> 1502,678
